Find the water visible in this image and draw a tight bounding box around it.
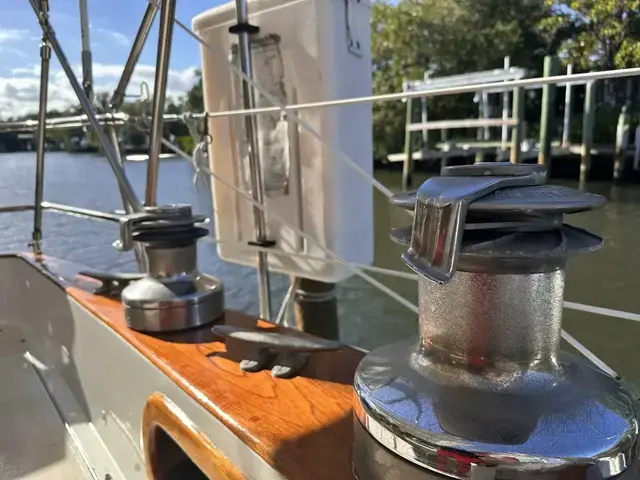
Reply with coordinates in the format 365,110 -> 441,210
1,151 -> 640,384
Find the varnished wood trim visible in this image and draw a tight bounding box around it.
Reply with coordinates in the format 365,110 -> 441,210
143,392 -> 245,480
16,254 -> 362,480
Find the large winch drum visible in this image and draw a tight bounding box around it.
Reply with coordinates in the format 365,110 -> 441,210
353,163 -> 639,480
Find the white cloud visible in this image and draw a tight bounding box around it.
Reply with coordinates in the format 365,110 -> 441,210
0,29 -> 28,44
10,65 -> 40,76
0,46 -> 27,58
0,63 -> 198,119
91,63 -> 199,92
96,28 -> 129,47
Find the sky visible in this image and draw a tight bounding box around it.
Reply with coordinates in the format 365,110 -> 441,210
0,0 -> 226,119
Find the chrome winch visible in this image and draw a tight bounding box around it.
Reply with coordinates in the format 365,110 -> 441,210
115,204 -> 224,332
352,163 -> 639,480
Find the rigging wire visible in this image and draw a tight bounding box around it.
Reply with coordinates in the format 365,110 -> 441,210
150,0 -> 399,203
138,0 -> 617,374
207,236 -> 640,324
161,137 -> 419,314
162,137 -> 617,376
190,67 -> 640,119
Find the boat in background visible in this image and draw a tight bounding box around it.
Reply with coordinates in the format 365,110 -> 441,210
125,152 -> 179,162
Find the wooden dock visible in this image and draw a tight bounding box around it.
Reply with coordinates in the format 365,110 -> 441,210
386,138 -> 639,185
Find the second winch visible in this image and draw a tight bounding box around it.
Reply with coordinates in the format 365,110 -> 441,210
353,163 -> 639,480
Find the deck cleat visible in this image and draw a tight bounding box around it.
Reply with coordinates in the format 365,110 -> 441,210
115,204 -> 224,332
353,163 -> 639,480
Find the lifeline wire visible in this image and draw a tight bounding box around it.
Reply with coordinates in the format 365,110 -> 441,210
163,137 -> 616,376
194,67 -> 640,119
161,137 -> 419,314
148,2 -> 616,373
208,238 -> 640,324
153,0 -> 398,202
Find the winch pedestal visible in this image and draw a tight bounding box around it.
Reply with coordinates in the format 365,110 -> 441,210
353,163 -> 639,480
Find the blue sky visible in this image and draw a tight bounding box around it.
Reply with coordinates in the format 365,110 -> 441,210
0,0 -> 226,118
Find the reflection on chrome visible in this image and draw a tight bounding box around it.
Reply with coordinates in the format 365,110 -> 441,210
353,164 -> 640,479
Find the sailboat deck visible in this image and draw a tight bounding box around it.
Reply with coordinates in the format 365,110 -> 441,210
0,354 -> 88,480
13,253 -> 363,480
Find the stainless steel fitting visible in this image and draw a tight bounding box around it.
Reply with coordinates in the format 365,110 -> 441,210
353,163 -> 639,480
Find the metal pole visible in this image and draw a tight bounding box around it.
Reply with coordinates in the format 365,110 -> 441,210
145,0 -> 176,207
562,64 -> 573,148
108,125 -> 148,270
32,0 -> 51,254
110,2 -> 158,110
78,0 -> 93,100
407,118 -> 517,131
29,0 -> 143,212
233,0 -> 273,320
108,127 -> 124,166
41,202 -> 122,222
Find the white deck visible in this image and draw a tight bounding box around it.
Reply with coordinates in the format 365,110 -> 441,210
0,351 -> 87,480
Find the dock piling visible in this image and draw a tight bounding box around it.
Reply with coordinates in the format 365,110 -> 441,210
538,56 -> 560,165
634,125 -> 640,171
475,92 -> 489,163
580,80 -> 596,184
293,278 -> 339,340
510,87 -> 524,163
613,105 -> 630,183
402,97 -> 414,190
499,56 -> 511,160
562,64 -> 573,148
420,97 -> 428,150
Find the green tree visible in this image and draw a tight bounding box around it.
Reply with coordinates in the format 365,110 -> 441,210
187,69 -> 204,112
120,98 -> 150,118
166,96 -> 187,114
540,0 -> 640,70
94,91 -> 111,113
371,0 -> 548,160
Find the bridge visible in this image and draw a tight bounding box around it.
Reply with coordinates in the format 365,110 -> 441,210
0,113 -> 185,153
